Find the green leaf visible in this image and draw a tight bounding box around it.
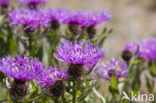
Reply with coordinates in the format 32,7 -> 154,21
66,28 -> 73,39
78,81 -> 97,101
93,88 -> 106,103
77,29 -> 86,41
150,61 -> 156,77
146,76 -> 154,93
109,71 -> 118,93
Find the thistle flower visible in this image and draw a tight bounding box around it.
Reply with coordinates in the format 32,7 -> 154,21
37,67 -> 67,89
46,8 -> 71,30
37,67 -> 67,97
0,0 -> 9,8
94,58 -> 128,81
123,38 -> 156,62
8,9 -> 49,32
0,55 -> 44,101
54,41 -> 104,79
18,0 -> 47,9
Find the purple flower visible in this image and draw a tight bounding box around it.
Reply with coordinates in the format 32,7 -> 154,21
8,9 -> 49,31
18,0 -> 47,5
124,38 -> 156,61
54,41 -> 104,68
63,10 -> 112,27
0,0 -> 9,8
94,58 -> 128,81
46,8 -> 71,23
0,55 -> 44,82
124,41 -> 140,54
37,67 -> 67,90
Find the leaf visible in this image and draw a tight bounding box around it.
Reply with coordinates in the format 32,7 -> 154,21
146,76 -> 154,93
150,61 -> 156,77
96,27 -> 107,38
78,81 -> 97,101
109,71 -> 118,93
77,29 -> 86,41
87,64 -> 96,75
93,88 -> 106,103
66,28 -> 73,39
98,35 -> 107,47
131,59 -> 141,65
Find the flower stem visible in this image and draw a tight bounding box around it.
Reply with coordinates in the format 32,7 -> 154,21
28,35 -> 32,56
72,80 -> 77,103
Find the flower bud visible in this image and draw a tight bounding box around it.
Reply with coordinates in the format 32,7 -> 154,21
68,22 -> 81,36
68,64 -> 86,79
50,20 -> 60,30
9,80 -> 28,101
122,50 -> 133,62
87,25 -> 97,39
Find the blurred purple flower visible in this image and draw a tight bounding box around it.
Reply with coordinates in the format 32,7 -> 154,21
0,55 -> 44,82
94,58 -> 128,81
63,10 -> 112,27
54,41 -> 104,68
0,0 -> 9,8
124,41 -> 140,54
8,9 -> 49,31
124,38 -> 156,61
37,67 -> 67,90
46,8 -> 71,23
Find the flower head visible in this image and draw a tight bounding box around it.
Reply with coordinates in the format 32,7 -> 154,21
54,41 -> 104,68
63,10 -> 112,27
46,8 -> 71,23
124,38 -> 156,61
37,67 -> 67,90
0,0 -> 9,8
94,58 -> 128,81
8,9 -> 49,31
0,55 -> 44,82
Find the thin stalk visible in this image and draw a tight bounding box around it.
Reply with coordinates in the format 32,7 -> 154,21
72,80 -> 77,103
28,35 -> 32,56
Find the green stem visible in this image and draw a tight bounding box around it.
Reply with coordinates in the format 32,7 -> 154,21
28,35 -> 32,56
72,80 -> 77,103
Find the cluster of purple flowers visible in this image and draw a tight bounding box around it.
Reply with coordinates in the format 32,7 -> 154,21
8,8 -> 112,32
124,38 -> 156,61
0,55 -> 67,90
93,58 -> 128,81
